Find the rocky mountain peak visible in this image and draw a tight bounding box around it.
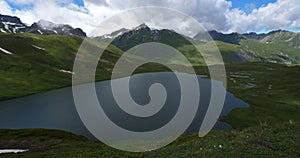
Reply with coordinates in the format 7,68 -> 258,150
134,23 -> 149,30
0,14 -> 86,37
0,14 -> 23,24
0,14 -> 27,33
36,20 -> 66,30
194,30 -> 244,45
27,20 -> 86,37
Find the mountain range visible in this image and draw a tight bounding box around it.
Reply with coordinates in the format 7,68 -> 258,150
0,14 -> 86,37
0,10 -> 299,157
98,24 -> 300,65
1,13 -> 300,66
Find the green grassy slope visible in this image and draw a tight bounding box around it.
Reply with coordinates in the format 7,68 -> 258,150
260,31 -> 300,49
0,33 -> 238,99
240,39 -> 300,64
221,63 -> 300,128
0,33 -> 299,128
192,62 -> 300,128
0,33 -> 76,99
0,33 -> 126,100
0,122 -> 298,157
194,31 -> 300,65
0,33 -> 299,157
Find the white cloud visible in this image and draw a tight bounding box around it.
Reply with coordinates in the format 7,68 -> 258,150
1,0 -> 300,36
225,8 -> 256,33
0,1 -> 13,15
226,0 -> 300,32
85,0 -> 232,32
2,0 -> 97,34
253,0 -> 300,31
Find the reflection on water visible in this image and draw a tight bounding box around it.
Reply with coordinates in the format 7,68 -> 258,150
0,72 -> 249,140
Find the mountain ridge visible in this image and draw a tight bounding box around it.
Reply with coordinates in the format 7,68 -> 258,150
1,13 -> 300,65
2,13 -> 299,40
0,14 -> 86,37
101,24 -> 300,65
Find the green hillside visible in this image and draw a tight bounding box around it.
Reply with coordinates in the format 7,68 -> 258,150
0,121 -> 298,157
0,32 -> 238,99
240,38 -> 300,64
1,31 -> 300,99
1,32 -> 299,129
0,31 -> 299,157
0,33 -> 126,100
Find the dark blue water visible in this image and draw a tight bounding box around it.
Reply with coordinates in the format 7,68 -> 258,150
0,72 -> 249,140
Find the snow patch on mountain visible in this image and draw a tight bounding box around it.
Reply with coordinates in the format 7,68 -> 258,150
2,21 -> 22,26
0,149 -> 28,154
32,45 -> 45,50
1,21 -> 26,33
100,28 -> 130,39
59,69 -> 74,75
0,14 -> 86,37
37,29 -> 43,34
0,47 -> 13,55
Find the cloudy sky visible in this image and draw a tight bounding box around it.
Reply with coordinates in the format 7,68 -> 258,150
1,0 -> 300,36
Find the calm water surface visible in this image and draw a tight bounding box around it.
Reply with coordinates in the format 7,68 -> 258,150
0,72 -> 249,139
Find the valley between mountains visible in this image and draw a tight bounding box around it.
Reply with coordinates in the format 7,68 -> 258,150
0,13 -> 299,157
